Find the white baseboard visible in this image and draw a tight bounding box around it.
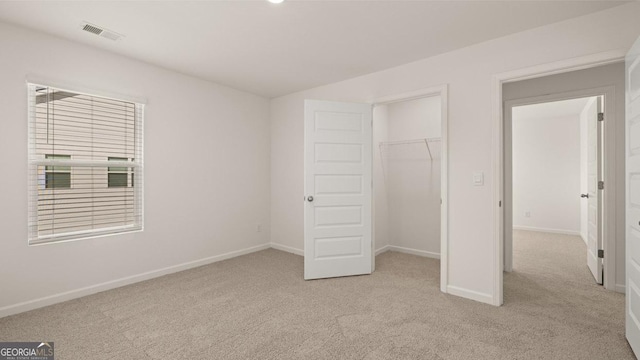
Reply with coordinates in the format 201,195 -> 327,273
446,285 -> 495,305
270,242 -> 304,256
615,284 -> 626,294
0,243 -> 271,319
513,225 -> 580,236
269,243 -> 403,258
0,241 -> 473,318
387,245 -> 440,259
580,233 -> 588,245
375,245 -> 390,255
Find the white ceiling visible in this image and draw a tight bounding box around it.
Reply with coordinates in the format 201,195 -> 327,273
513,97 -> 594,120
0,1 -> 628,98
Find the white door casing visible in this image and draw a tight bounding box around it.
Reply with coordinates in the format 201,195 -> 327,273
587,96 -> 603,284
503,84 -> 618,293
495,51 -> 627,307
304,100 -> 373,280
626,35 -> 640,356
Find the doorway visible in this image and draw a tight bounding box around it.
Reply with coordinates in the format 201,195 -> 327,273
302,86 -> 449,291
507,95 -> 604,284
372,95 -> 442,282
371,87 -> 448,291
499,62 -> 626,303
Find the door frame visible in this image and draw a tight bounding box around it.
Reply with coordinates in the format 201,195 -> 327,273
503,88 -> 614,284
371,84 -> 449,293
492,50 -> 626,305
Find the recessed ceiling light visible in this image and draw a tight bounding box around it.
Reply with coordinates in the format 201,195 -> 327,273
268,0 -> 284,4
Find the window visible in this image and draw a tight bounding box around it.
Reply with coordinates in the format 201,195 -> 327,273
45,154 -> 71,189
28,84 -> 144,245
108,157 -> 131,188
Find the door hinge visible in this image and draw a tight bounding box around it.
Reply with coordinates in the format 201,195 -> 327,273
598,249 -> 604,258
598,112 -> 604,122
598,181 -> 604,190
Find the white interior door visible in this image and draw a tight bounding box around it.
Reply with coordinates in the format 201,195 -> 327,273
304,100 -> 372,280
626,35 -> 640,356
587,96 -> 604,284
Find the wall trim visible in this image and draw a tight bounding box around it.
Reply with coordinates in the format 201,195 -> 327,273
270,242 -> 304,256
0,243 -> 271,319
387,245 -> 440,259
268,243 -> 439,259
375,245 -> 390,255
616,284 -> 626,294
580,233 -> 588,246
2,240 -> 455,318
446,285 -> 494,305
512,226 -> 581,236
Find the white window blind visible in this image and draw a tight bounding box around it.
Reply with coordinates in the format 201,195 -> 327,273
28,84 -> 144,245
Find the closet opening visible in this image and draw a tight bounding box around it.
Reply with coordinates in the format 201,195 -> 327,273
372,93 -> 445,288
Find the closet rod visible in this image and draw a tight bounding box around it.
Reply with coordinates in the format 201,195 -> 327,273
378,137 -> 440,146
378,137 -> 440,160
424,138 -> 432,160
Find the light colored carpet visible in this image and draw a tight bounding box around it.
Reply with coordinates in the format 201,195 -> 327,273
0,230 -> 634,359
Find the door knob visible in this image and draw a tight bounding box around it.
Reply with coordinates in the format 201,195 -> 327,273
307,196 -> 314,202
581,194 -> 589,198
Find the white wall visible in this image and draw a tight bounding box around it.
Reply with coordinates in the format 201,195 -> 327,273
387,96 -> 441,141
270,3 -> 640,304
503,63 -> 626,292
384,97 -> 441,256
511,111 -> 581,235
0,21 -> 271,316
580,98 -> 598,244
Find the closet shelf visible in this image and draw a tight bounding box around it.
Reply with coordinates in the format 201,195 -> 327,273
378,137 -> 440,146
379,137 -> 441,160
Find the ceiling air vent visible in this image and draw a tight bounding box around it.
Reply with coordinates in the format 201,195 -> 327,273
80,22 -> 123,41
82,23 -> 103,35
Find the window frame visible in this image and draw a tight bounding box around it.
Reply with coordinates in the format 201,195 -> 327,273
27,82 -> 145,245
107,156 -> 132,188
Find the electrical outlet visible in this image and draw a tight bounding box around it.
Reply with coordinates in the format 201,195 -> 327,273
525,211 -> 531,218
256,224 -> 262,233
